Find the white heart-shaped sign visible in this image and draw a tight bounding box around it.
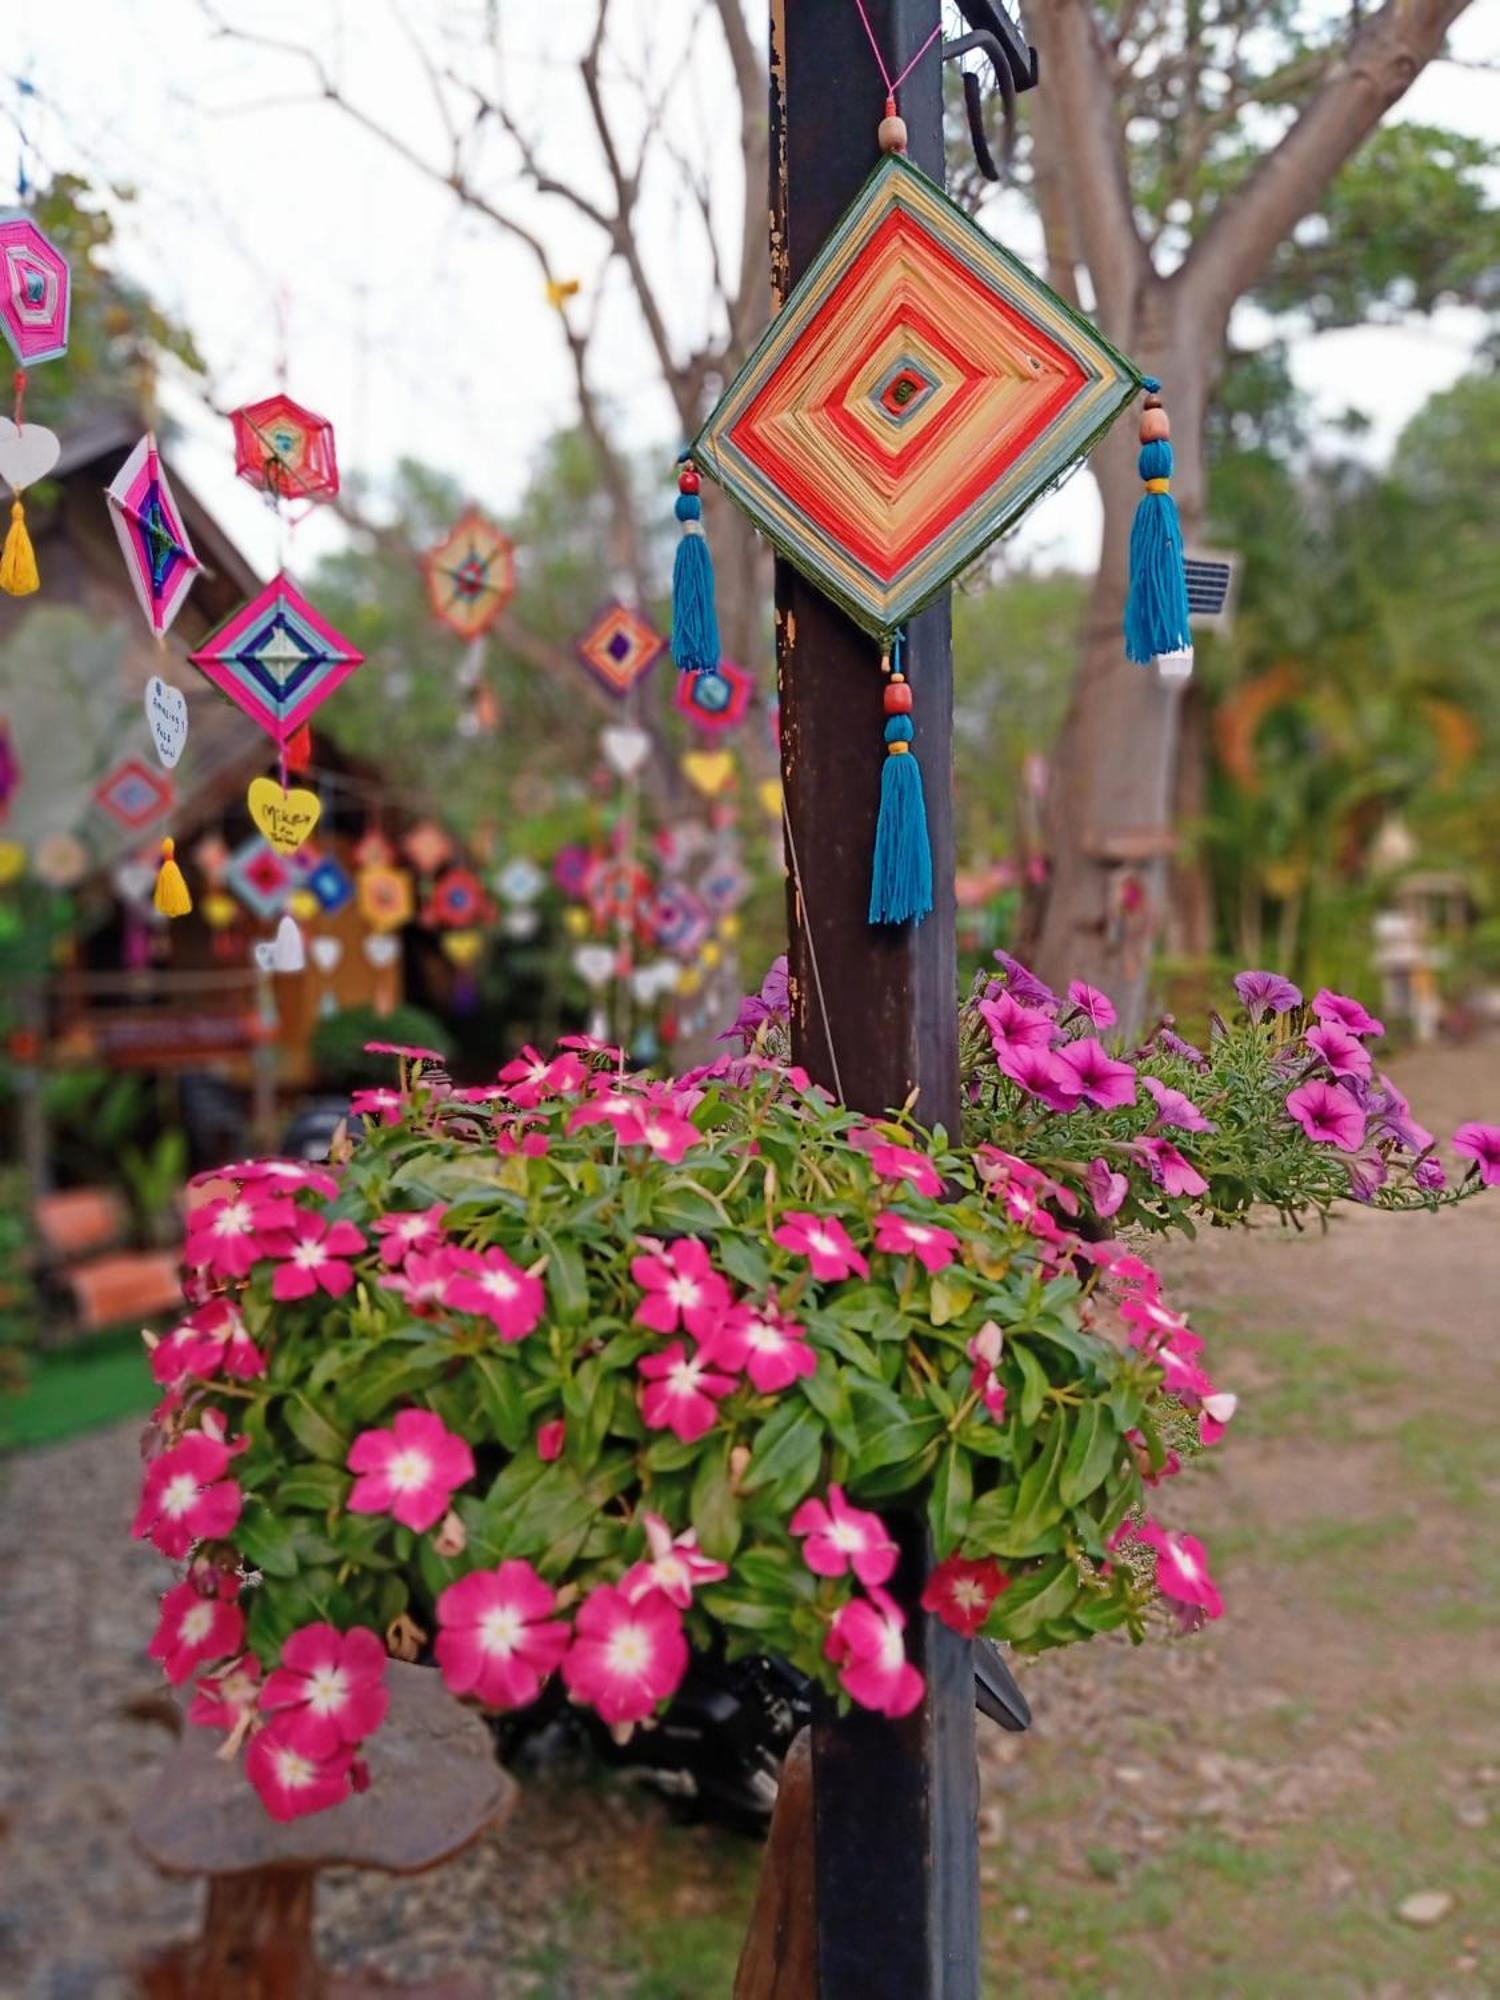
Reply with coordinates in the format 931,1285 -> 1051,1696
253,940 -> 278,972
272,915 -> 305,973
601,725 -> 651,779
645,958 -> 681,999
502,907 -> 539,941
114,859 -> 156,905
0,419 -> 61,492
144,677 -> 189,769
363,934 -> 401,968
310,935 -> 343,973
573,943 -> 615,989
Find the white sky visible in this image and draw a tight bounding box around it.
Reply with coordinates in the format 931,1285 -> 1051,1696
10,0 -> 1500,585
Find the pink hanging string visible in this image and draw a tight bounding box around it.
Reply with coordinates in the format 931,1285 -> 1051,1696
851,0 -> 944,105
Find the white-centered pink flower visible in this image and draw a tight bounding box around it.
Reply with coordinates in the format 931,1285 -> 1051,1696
350,1087 -> 406,1126
773,1211 -> 870,1283
621,1513 -> 729,1609
631,1237 -> 731,1339
614,1104 -> 702,1163
270,1211 -> 368,1301
497,1044 -> 588,1108
133,1433 -> 244,1559
435,1560 -> 571,1711
184,1193 -> 295,1281
560,1583 -> 689,1725
920,1555 -> 1010,1637
151,1299 -> 266,1386
706,1297 -> 817,1394
148,1580 -> 245,1686
872,1210 -> 960,1273
446,1245 -> 546,1341
246,1721 -> 359,1822
379,1245 -> 464,1312
967,1320 -> 1009,1421
790,1485 -> 897,1586
852,1132 -> 944,1199
261,1622 -> 390,1759
1130,1519 -> 1224,1621
638,1341 -> 736,1443
825,1588 -> 924,1717
189,1654 -> 263,1733
372,1205 -> 449,1268
347,1407 -> 476,1532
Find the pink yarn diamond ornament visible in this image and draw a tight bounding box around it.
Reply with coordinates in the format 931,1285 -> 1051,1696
189,575 -> 364,747
0,212 -> 70,365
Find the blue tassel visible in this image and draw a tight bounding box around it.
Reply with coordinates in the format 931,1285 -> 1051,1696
671,487 -> 720,675
869,715 -> 933,927
1124,383 -> 1193,666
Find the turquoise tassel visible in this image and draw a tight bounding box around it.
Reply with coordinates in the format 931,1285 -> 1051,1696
671,486 -> 720,675
1124,382 -> 1193,665
869,715 -> 933,927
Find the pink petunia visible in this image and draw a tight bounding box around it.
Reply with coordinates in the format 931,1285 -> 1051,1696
1453,1122 -> 1500,1187
560,1583 -> 689,1725
1132,1519 -> 1224,1621
621,1513 -> 730,1610
1305,1022 -> 1373,1082
1141,1075 -> 1216,1132
1311,989 -> 1384,1039
372,1205 -> 449,1268
271,1211 -> 368,1301
638,1341 -> 736,1443
613,1104 -> 701,1163
1234,969 -> 1302,1019
148,1580 -> 245,1686
967,1320 -> 1008,1420
995,1039 -> 1084,1114
184,1193 -> 295,1281
1084,1156 -> 1129,1219
497,1045 -> 588,1109
872,1210 -> 960,1273
435,1560 -> 571,1711
350,1087 -> 406,1126
566,1080 -> 642,1136
379,1246 -> 464,1312
347,1408 -> 476,1532
1054,1037 -> 1137,1110
1138,1136 -> 1209,1198
825,1588 -> 924,1718
978,992 -> 1056,1060
261,1622 -> 390,1759
1066,980 -> 1117,1031
790,1485 -> 897,1586
707,1297 -> 817,1394
365,1039 -> 444,1061
631,1237 -> 732,1339
856,1134 -> 943,1199
189,1653 -> 262,1732
133,1433 -> 244,1559
920,1555 -> 1010,1638
246,1720 -> 359,1822
446,1246 -> 546,1342
151,1299 -> 266,1386
1286,1079 -> 1367,1152
536,1418 -> 567,1461
1120,1293 -> 1204,1358
773,1211 -> 870,1282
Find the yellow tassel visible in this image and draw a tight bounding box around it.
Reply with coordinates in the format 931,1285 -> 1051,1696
0,497 -> 39,596
154,837 -> 192,919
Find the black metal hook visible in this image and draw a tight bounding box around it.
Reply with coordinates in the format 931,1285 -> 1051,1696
943,2 -> 1039,182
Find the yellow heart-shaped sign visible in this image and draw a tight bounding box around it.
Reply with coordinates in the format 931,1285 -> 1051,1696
248,777 -> 322,855
757,778 -> 783,819
683,750 -> 735,797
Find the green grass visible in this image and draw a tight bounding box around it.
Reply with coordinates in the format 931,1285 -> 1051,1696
0,1323 -> 155,1450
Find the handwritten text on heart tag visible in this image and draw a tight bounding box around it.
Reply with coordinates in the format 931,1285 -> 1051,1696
145,676 -> 189,768
248,777 -> 322,855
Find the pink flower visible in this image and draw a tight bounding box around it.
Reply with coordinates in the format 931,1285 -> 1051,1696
184,1194 -> 295,1281
365,1039 -> 443,1060
561,1583 -> 689,1725
536,1418 -> 567,1461
1305,1022 -> 1372,1082
638,1341 -> 736,1443
1286,1079 -> 1367,1152
979,989 -> 1057,1058
372,1206 -> 449,1267
189,1654 -> 262,1732
498,1045 -> 587,1108
446,1246 -> 546,1341
921,1556 -> 1010,1638
995,1040 -> 1084,1113
1084,1157 -> 1129,1219
613,1104 -> 701,1163
967,1320 -> 1008,1420
379,1246 -> 464,1311
246,1720 -> 359,1822
151,1299 -> 266,1385
271,1211 -> 368,1301
233,1158 -> 342,1202
1312,989 -> 1384,1039
1054,1037 -> 1137,1110
621,1513 -> 730,1609
790,1485 -> 897,1586
350,1087 -> 405,1126
262,1623 -> 390,1758
773,1211 -> 870,1282
133,1433 -> 244,1558
1413,1155 -> 1448,1192
1066,980 -> 1117,1031
1453,1122 -> 1500,1187
566,1080 -> 641,1135
825,1589 -> 924,1718
347,1408 -> 475,1532
148,1580 -> 245,1686
1138,1136 -> 1209,1198
872,1210 -> 960,1273
435,1560 -> 571,1710
1141,1075 -> 1216,1132
1234,969 -> 1302,1019
1133,1519 -> 1224,1620
707,1297 -> 817,1394
631,1237 -> 731,1339
1197,1389 -> 1238,1446
1120,1293 -> 1203,1357
858,1135 -> 943,1199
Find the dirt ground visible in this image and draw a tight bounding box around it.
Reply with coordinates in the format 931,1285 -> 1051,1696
2,1041 -> 1497,1999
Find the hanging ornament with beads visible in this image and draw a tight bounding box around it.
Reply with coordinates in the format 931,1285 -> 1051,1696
0,211 -> 70,597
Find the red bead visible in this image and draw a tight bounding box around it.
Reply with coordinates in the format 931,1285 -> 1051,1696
678,466 -> 701,495
884,678 -> 913,715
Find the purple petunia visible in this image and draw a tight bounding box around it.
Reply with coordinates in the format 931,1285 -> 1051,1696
1233,969 -> 1303,1020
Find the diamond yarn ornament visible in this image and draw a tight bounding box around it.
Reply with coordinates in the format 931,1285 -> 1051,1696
577,603 -> 665,698
106,435 -> 202,637
675,659 -> 754,734
357,863 -> 414,934
94,757 -> 174,833
231,394 -> 340,503
189,574 -> 364,746
423,509 -> 515,639
225,835 -> 293,920
0,212 -> 70,365
691,151 -> 1141,639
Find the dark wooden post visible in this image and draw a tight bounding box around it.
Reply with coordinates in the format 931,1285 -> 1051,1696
769,4 -> 978,1996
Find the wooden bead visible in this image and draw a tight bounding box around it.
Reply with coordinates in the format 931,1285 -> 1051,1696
678,465 -> 700,494
1142,392 -> 1164,411
878,115 -> 908,154
884,679 -> 913,715
1139,408 -> 1171,442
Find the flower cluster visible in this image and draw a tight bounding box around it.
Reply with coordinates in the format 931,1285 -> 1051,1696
133,1029 -> 1250,1821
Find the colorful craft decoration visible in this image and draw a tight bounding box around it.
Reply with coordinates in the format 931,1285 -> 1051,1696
304,854 -> 354,916
231,394 -> 340,503
403,821 -> 453,877
600,723 -> 652,779
106,434 -> 202,636
423,509 -> 515,640
682,749 -> 736,799
676,659 -> 753,734
652,882 -> 712,959
32,830 -> 88,890
357,863 -> 414,934
423,866 -> 491,930
94,757 -> 174,834
577,603 -> 665,699
225,835 -> 293,921
189,576 -> 364,746
494,856 -> 545,906
1123,378 -> 1194,670
248,776 -> 322,855
0,399 -> 59,597
0,212 -> 70,365
144,676 -> 189,769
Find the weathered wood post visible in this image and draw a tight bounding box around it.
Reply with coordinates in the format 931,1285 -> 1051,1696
769,3 -> 979,1994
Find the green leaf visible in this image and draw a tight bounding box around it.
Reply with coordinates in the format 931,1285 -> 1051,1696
690,1443 -> 742,1562
1013,1342 -> 1050,1428
562,1357 -> 616,1470
539,1230 -> 590,1323
275,1464 -> 349,1513
996,1556 -> 1082,1646
473,1353 -> 529,1453
798,1363 -> 860,1455
993,1414 -> 1071,1556
742,1402 -> 825,1510
345,1347 -> 450,1424
718,1235 -> 770,1291
282,1392 -> 349,1464
927,1443 -> 973,1553
235,1507 -> 300,1578
1058,1403 -> 1119,1508
928,1272 -> 974,1327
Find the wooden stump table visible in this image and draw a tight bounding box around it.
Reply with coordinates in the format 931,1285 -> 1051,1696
130,1661 -> 515,1999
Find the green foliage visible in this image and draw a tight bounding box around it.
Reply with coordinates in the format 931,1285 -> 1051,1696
309,1004 -> 453,1090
